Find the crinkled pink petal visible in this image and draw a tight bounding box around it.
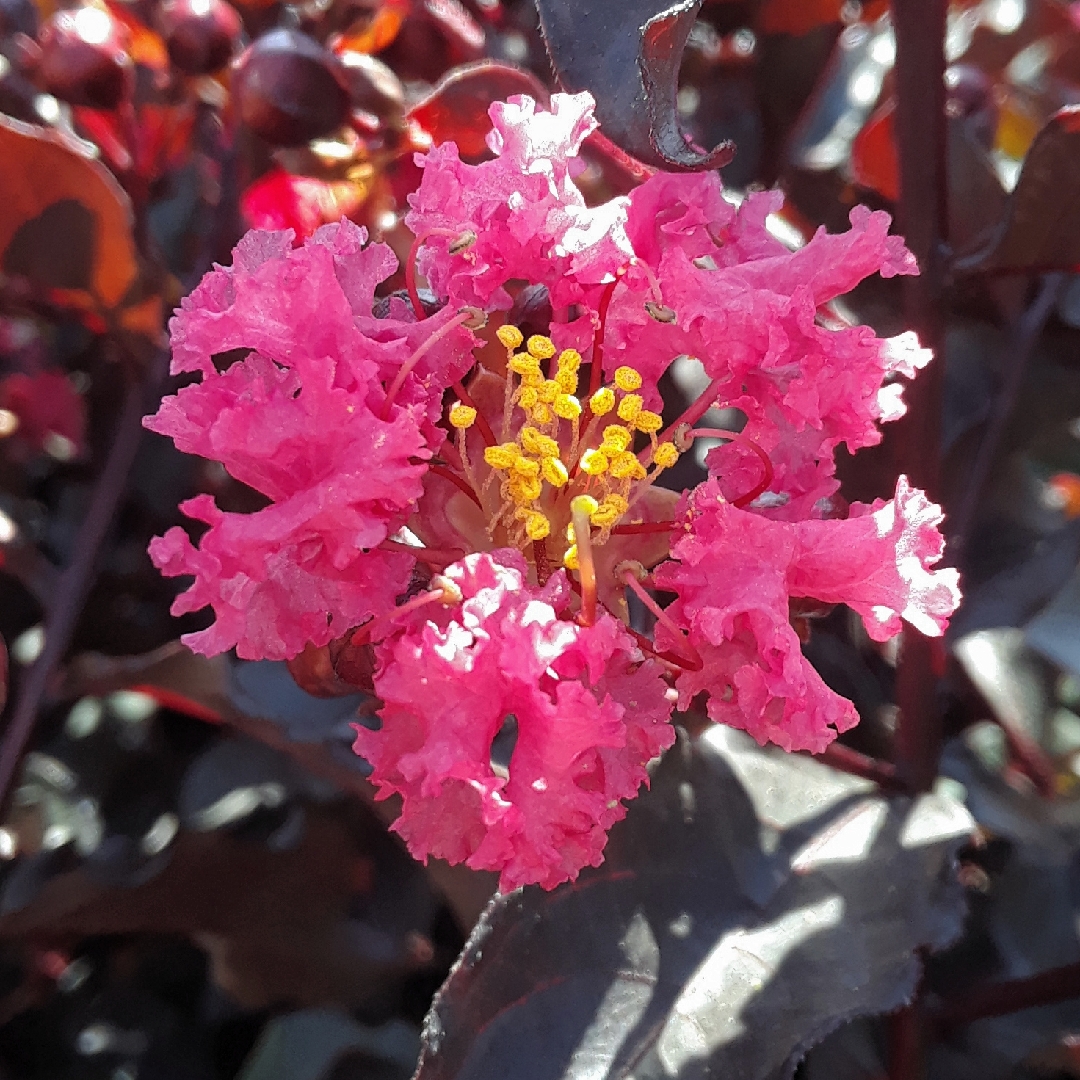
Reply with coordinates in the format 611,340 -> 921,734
653,477 -> 960,751
794,475 -> 961,641
150,494 -> 415,661
406,92 -> 631,311
354,552 -> 675,891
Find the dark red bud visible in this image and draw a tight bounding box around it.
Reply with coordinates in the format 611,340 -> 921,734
336,50 -> 405,122
160,0 -> 242,75
37,6 -> 133,110
233,28 -> 351,146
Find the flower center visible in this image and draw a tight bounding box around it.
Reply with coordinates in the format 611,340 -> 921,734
447,323 -> 681,571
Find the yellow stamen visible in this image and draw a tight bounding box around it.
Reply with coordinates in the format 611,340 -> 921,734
563,544 -> 579,570
509,352 -> 541,376
617,394 -> 643,423
524,511 -> 551,541
553,394 -> 581,420
520,428 -> 559,457
539,380 -> 560,404
542,457 -> 569,486
614,366 -> 643,391
526,335 -> 556,359
532,404 -> 553,424
497,325 -> 524,350
601,425 -> 632,452
512,456 -> 540,478
557,349 -> 581,372
635,409 -> 663,433
579,448 -> 609,476
610,450 -> 646,480
555,369 -> 578,393
653,442 -> 680,469
590,388 -> 615,415
484,443 -> 520,470
448,403 -> 476,428
519,387 -> 539,409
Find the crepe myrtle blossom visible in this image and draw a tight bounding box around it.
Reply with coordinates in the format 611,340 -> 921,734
145,91 -> 960,891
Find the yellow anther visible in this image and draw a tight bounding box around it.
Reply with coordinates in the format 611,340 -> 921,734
448,403 -> 476,429
555,369 -> 578,393
541,456 -> 569,487
571,494 -> 599,517
512,456 -> 540,478
614,366 -> 643,391
532,404 -> 553,424
590,387 -> 615,415
557,349 -> 581,372
539,380 -> 560,404
602,493 -> 629,515
509,352 -> 541,376
579,448 -> 610,476
610,450 -> 647,480
521,370 -> 545,388
553,394 -> 581,420
601,426 -> 632,452
617,394 -> 643,423
520,428 -> 560,457
635,409 -> 663,433
653,442 -> 680,469
526,335 -> 556,359
524,512 -> 551,541
497,325 -> 524,350
509,475 -> 542,502
484,444 -> 519,470
563,545 -> 579,571
590,503 -> 621,528
519,386 -> 539,409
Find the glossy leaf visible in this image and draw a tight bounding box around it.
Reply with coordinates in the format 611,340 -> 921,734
415,726 -> 972,1080
533,0 -> 735,171
408,61 -> 549,160
955,106 -> 1080,274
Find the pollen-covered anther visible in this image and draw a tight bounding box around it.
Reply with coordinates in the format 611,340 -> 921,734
532,404 -> 553,424
553,394 -> 581,420
520,427 -> 560,457
613,366 -> 643,391
617,394 -> 643,423
539,380 -> 560,404
570,494 -> 599,518
522,511 -> 551,541
509,352 -> 541,376
590,388 -> 615,416
448,230 -> 478,256
653,442 -> 680,469
527,335 -> 557,360
580,448 -> 610,476
563,544 -> 579,570
555,370 -> 578,393
519,387 -> 539,409
496,324 -> 524,350
458,306 -> 487,330
557,349 -> 581,372
611,451 -> 647,480
512,456 -> 540,478
542,456 -> 569,486
448,403 -> 477,428
644,300 -> 677,323
601,425 -> 633,453
430,574 -> 464,604
484,443 -> 519,469
509,474 -> 542,502
589,495 -> 625,528
635,409 -> 663,434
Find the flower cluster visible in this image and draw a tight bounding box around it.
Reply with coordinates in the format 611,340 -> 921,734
146,91 -> 960,891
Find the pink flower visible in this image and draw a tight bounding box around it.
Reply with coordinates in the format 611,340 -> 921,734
353,552 -> 675,891
146,221 -> 478,659
653,477 -> 960,752
149,91 -> 962,890
405,92 -> 631,311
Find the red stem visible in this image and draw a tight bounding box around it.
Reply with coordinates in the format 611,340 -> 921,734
610,521 -> 675,536
933,961 -> 1080,1032
428,464 -> 482,508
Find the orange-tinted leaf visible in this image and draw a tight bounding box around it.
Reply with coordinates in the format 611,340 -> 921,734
850,98 -> 899,201
0,113 -> 138,310
758,0 -> 888,36
331,0 -> 410,54
407,61 -> 549,160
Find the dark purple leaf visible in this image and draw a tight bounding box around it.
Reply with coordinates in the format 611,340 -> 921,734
955,106 -> 1080,275
532,0 -> 735,171
415,727 -> 972,1080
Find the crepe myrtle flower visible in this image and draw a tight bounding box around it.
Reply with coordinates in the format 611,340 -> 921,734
145,91 -> 960,891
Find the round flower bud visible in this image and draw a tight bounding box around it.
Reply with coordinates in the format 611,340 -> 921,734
160,0 -> 242,75
234,29 -> 351,146
37,6 -> 133,110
